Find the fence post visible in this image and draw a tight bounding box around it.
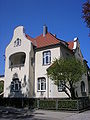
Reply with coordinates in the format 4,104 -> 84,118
56,99 -> 58,110
77,100 -> 79,111
37,99 -> 39,109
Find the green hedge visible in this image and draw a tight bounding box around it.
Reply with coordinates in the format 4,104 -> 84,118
39,100 -> 56,109
58,100 -> 77,110
0,97 -> 89,111
36,97 -> 90,111
0,98 -> 35,108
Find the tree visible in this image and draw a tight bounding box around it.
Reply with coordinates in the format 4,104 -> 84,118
0,81 -> 4,94
47,57 -> 86,99
82,0 -> 90,35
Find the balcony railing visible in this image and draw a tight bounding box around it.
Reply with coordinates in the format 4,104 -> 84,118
9,64 -> 24,69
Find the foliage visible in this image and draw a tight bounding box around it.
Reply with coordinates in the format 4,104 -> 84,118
47,57 -> 86,99
35,98 -> 89,111
58,100 -> 77,110
82,0 -> 90,33
0,81 -> 4,94
39,100 -> 56,109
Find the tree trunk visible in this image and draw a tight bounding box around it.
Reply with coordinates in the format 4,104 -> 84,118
64,89 -> 71,98
69,81 -> 75,99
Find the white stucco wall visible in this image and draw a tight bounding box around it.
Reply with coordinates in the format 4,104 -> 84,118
35,46 -> 60,98
4,26 -> 34,98
35,45 -> 73,98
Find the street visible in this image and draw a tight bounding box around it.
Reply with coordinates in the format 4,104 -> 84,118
0,107 -> 90,120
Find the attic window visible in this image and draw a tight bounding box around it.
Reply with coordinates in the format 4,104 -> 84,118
14,38 -> 21,47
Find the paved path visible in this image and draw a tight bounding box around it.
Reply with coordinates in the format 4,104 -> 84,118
33,110 -> 90,120
0,107 -> 90,120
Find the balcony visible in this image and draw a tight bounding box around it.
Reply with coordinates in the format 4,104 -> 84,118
9,52 -> 26,69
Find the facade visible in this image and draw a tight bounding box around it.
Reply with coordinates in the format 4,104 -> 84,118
3,25 -> 90,98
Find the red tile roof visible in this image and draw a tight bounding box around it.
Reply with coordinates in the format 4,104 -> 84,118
25,34 -> 36,46
68,41 -> 74,50
26,33 -> 74,51
26,32 -> 60,48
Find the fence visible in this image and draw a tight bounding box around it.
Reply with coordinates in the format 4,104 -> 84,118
36,97 -> 90,111
0,97 -> 89,111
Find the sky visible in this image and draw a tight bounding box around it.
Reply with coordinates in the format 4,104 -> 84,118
0,0 -> 90,75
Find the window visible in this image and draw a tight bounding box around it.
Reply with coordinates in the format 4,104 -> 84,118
81,81 -> 86,96
11,78 -> 21,92
81,81 -> 85,93
14,38 -> 21,47
37,77 -> 46,91
9,52 -> 26,68
43,51 -> 51,65
58,80 -> 66,92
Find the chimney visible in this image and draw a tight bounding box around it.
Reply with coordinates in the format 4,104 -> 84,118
43,25 -> 48,37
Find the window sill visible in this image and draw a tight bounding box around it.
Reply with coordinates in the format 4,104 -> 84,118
42,63 -> 51,66
58,90 -> 65,92
9,64 -> 24,68
37,90 -> 46,92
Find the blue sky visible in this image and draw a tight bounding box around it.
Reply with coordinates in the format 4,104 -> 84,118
0,0 -> 90,75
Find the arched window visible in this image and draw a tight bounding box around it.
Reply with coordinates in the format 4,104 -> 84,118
11,74 -> 21,92
9,52 -> 26,68
81,81 -> 85,93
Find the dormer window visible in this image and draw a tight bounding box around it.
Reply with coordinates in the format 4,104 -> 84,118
14,38 -> 21,47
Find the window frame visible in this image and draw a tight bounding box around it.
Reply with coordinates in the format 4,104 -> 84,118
37,77 -> 46,92
43,51 -> 51,65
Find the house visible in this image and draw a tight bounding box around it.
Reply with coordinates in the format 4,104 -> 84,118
3,25 -> 90,98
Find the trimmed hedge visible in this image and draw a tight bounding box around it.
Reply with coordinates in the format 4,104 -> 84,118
36,97 -> 90,111
0,98 -> 35,108
38,100 -> 56,109
0,97 -> 89,111
58,100 -> 78,110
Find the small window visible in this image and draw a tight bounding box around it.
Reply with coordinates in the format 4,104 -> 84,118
14,38 -> 21,47
37,77 -> 46,91
43,51 -> 51,65
58,80 -> 66,92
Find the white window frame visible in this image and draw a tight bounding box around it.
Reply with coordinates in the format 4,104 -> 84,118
43,51 -> 51,65
37,77 -> 46,91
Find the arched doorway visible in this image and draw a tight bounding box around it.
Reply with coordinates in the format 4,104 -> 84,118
9,73 -> 23,98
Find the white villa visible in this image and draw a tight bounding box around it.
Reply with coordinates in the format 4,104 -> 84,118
1,25 -> 90,98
